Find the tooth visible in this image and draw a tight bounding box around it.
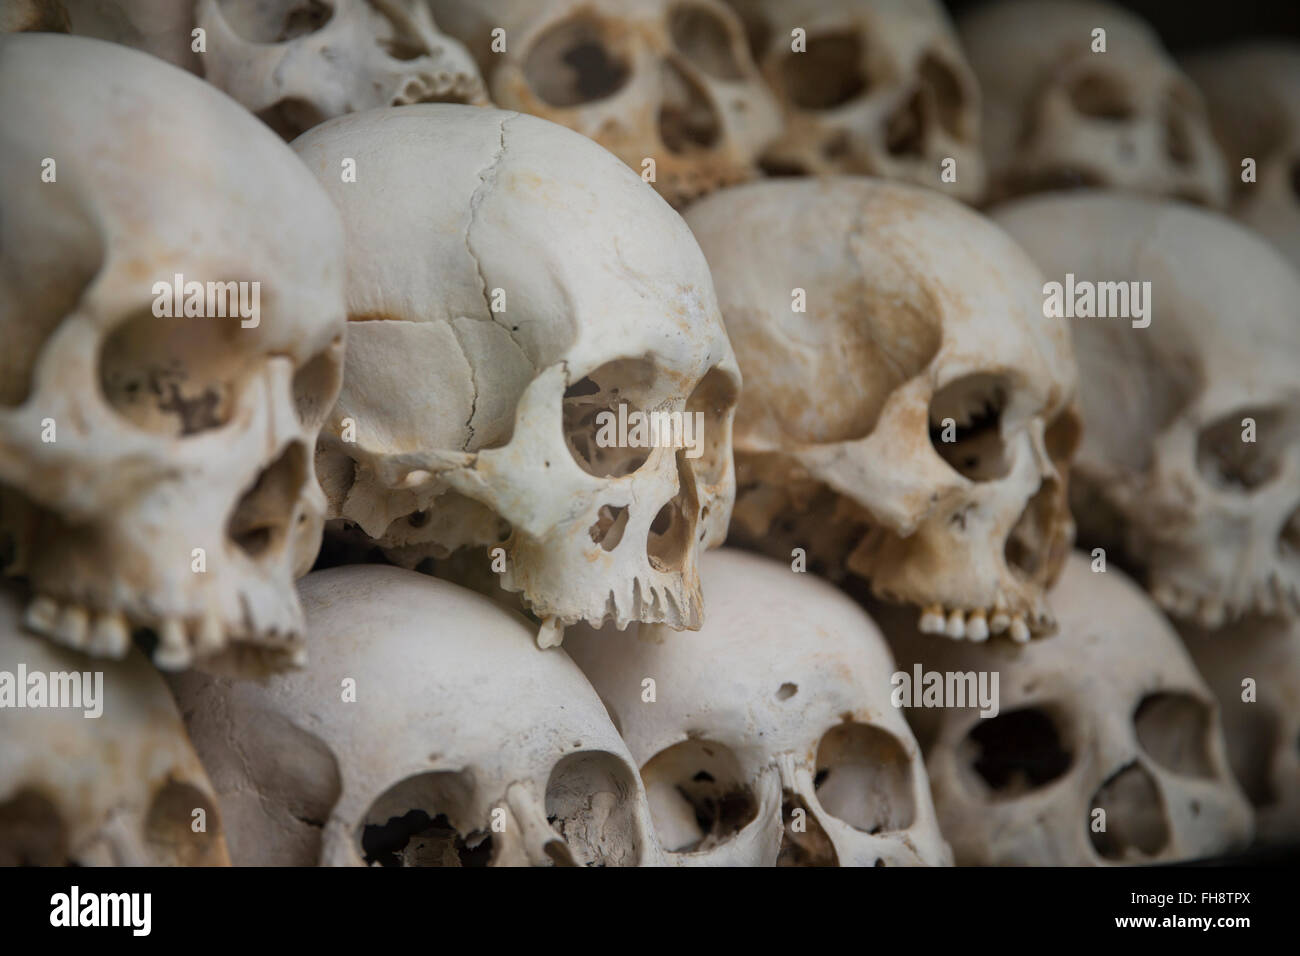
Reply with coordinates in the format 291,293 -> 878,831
966,610 -> 989,641
1151,582 -> 1177,612
1175,589 -> 1198,617
195,612 -> 224,655
153,618 -> 193,671
918,606 -> 946,635
989,610 -> 1010,634
945,609 -> 966,639
536,617 -> 564,649
1009,616 -> 1031,643
54,605 -> 90,648
1197,599 -> 1225,629
88,612 -> 130,657
24,595 -> 60,634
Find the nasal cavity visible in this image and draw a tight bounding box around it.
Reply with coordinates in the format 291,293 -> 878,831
659,60 -> 721,153
778,792 -> 839,866
647,451 -> 699,572
1088,763 -> 1170,862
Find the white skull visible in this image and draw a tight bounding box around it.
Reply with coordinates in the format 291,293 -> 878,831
429,0 -> 782,207
993,191 -> 1300,627
198,0 -> 489,139
566,549 -> 952,866
1181,615 -> 1300,846
1184,43 -> 1300,270
725,0 -> 986,203
959,0 -> 1227,206
172,565 -> 661,866
0,583 -> 231,866
685,178 -> 1080,642
881,552 -> 1254,865
0,34 -> 347,670
294,105 -> 740,642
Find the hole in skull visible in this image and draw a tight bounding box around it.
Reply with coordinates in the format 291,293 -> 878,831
255,98 -> 329,140
0,789 -> 68,866
669,4 -> 745,80
292,341 -> 342,428
659,60 -> 722,153
227,443 -> 307,560
1004,474 -> 1063,583
1066,70 -> 1135,121
546,751 -> 644,866
1088,763 -> 1170,861
215,0 -> 333,42
358,771 -> 491,867
523,14 -> 631,107
640,739 -> 757,854
144,780 -> 226,866
814,723 -> 915,833
1134,692 -> 1215,779
1196,407 -> 1296,492
100,310 -> 254,436
778,32 -> 866,110
885,87 -> 928,157
777,792 -> 838,866
776,682 -> 798,701
562,359 -> 659,478
588,504 -> 629,551
647,451 -> 699,572
965,707 -> 1072,798
757,155 -> 810,177
929,374 -> 1011,481
919,52 -> 968,140
684,367 -> 738,488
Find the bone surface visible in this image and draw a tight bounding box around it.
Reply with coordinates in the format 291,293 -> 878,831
685,177 -> 1079,641
880,552 -> 1254,865
993,190 -> 1300,628
0,582 -> 231,866
566,548 -> 953,866
0,33 -> 348,670
295,104 -> 740,638
960,0 -> 1227,206
172,564 -> 661,866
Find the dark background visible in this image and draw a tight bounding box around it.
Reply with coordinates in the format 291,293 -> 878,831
943,0 -> 1300,51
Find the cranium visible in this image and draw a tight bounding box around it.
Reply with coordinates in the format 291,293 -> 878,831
725,0 -> 986,202
172,565 -> 660,866
1184,43 -> 1300,270
198,0 -> 488,140
0,582 -> 231,866
993,191 -> 1300,627
684,178 -> 1080,642
959,0 -> 1227,206
566,548 -> 952,866
429,0 -> 782,207
1181,615 -> 1300,846
295,105 -> 740,644
0,34 -> 347,669
881,552 -> 1254,865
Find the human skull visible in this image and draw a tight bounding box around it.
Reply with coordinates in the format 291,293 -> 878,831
172,564 -> 660,866
295,105 -> 740,643
0,582 -> 231,866
959,0 -> 1227,206
881,552 -> 1254,865
1184,43 -> 1300,270
685,178 -> 1080,642
429,0 -> 782,207
198,0 -> 488,140
993,191 -> 1300,627
1181,615 -> 1300,846
0,34 -> 347,670
566,549 -> 952,866
725,0 -> 986,203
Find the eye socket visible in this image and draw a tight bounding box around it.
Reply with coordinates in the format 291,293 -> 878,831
962,706 -> 1073,798
813,722 -> 915,833
669,4 -> 745,80
562,358 -> 659,478
1134,692 -> 1215,779
639,739 -> 759,854
1065,70 -> 1135,121
929,374 -> 1012,481
358,770 -> 492,867
1088,762 -> 1169,861
778,32 -> 867,110
523,13 -> 631,107
144,780 -> 227,866
214,0 -> 333,43
546,751 -> 645,866
1195,407 -> 1296,493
